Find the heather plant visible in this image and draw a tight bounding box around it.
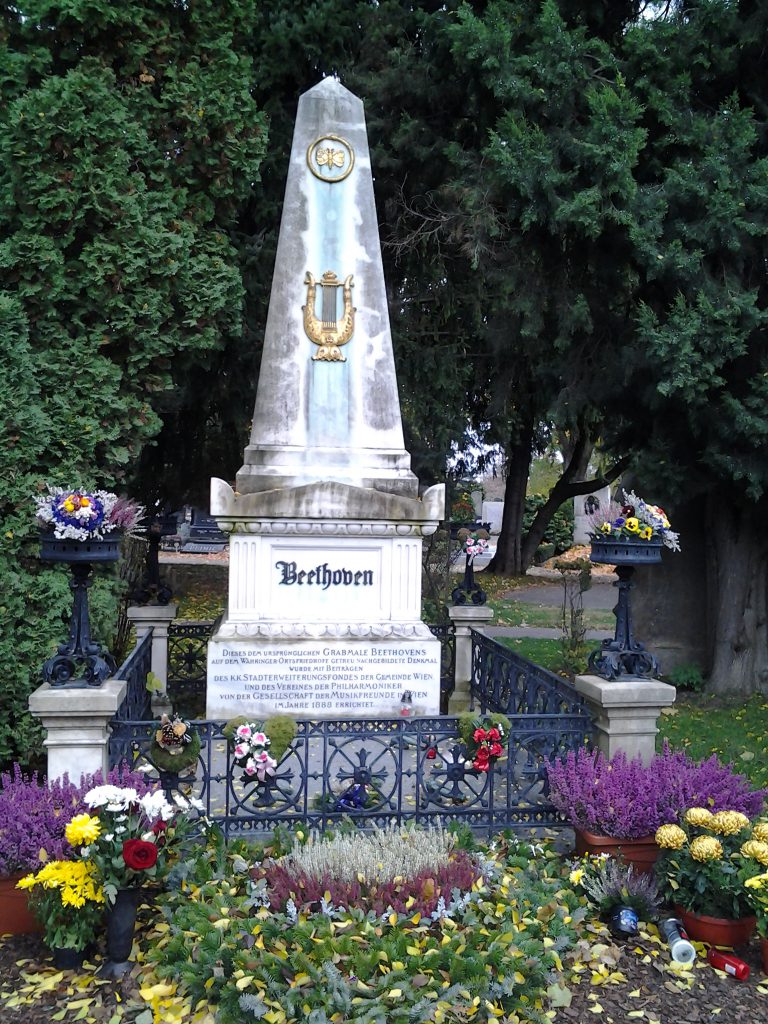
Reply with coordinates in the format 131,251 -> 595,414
252,825 -> 482,917
0,763 -> 155,876
569,854 -> 662,921
546,745 -> 767,839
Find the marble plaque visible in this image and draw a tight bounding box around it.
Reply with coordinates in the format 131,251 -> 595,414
206,637 -> 441,719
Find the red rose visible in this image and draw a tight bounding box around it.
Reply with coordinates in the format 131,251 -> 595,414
487,728 -> 501,741
473,759 -> 490,773
489,742 -> 503,757
474,745 -> 490,764
122,838 -> 158,871
473,728 -> 487,743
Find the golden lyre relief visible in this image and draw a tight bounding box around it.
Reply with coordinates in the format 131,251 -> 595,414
303,270 -> 356,362
306,134 -> 355,183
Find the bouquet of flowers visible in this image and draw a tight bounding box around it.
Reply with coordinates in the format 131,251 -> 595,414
16,860 -> 104,952
458,528 -> 490,561
449,491 -> 477,524
231,722 -> 278,782
35,486 -> 144,541
656,808 -> 768,919
459,713 -> 509,773
587,490 -> 680,551
64,785 -> 202,903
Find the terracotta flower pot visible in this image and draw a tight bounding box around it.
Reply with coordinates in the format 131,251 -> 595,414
573,828 -> 660,875
674,906 -> 757,947
0,874 -> 41,935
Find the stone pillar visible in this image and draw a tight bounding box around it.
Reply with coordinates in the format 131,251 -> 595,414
126,604 -> 177,710
574,674 -> 676,764
29,679 -> 128,781
447,605 -> 495,713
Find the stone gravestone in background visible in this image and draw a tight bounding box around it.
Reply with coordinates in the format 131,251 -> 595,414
206,79 -> 444,720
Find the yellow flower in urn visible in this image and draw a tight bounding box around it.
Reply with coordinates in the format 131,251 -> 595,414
741,840 -> 768,866
656,824 -> 687,849
709,810 -> 750,836
684,807 -> 713,827
689,835 -> 723,862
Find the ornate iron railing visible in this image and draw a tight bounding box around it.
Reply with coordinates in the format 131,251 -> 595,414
428,622 -> 456,710
109,710 -> 592,837
470,629 -> 588,717
113,630 -> 153,721
167,620 -> 213,718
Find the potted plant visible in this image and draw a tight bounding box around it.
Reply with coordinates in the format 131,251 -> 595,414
569,854 -> 662,937
35,485 -> 144,686
586,490 -> 680,678
743,827 -> 768,971
0,763 -> 154,934
547,745 -> 767,874
655,809 -> 768,946
16,860 -> 104,969
65,784 -> 204,977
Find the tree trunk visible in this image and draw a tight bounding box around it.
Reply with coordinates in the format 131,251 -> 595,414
485,415 -> 535,576
707,494 -> 768,695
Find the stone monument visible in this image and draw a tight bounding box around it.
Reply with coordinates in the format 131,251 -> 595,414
206,78 -> 444,719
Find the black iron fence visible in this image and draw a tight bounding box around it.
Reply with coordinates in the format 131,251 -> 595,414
109,626 -> 592,836
113,630 -> 153,721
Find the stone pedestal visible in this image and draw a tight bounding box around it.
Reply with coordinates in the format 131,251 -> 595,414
573,674 -> 676,764
447,605 -> 495,713
28,679 -> 128,781
126,604 -> 177,710
207,479 -> 444,719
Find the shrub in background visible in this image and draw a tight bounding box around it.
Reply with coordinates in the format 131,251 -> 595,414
524,494 -> 574,554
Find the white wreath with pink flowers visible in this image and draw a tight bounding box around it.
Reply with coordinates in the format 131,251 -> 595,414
231,722 -> 278,782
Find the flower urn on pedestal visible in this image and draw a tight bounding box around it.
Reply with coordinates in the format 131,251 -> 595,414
585,491 -> 680,680
35,487 -> 144,687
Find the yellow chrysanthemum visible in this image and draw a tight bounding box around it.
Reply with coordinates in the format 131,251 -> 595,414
569,868 -> 585,885
65,812 -> 101,846
655,824 -> 687,849
752,823 -> 768,844
15,874 -> 36,890
690,835 -> 723,862
684,807 -> 713,827
741,840 -> 768,866
745,871 -> 768,891
709,811 -> 750,836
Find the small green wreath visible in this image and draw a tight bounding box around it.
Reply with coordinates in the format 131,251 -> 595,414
223,714 -> 297,763
147,713 -> 201,773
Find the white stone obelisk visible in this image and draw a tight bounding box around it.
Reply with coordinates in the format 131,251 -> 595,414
206,79 -> 444,720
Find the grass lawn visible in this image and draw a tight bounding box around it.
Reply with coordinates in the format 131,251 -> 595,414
657,691 -> 768,791
479,572 -> 615,631
497,636 -> 590,676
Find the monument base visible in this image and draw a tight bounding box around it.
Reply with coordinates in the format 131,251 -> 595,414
206,635 -> 441,719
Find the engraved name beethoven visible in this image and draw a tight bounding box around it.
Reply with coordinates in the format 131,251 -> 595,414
275,560 -> 373,589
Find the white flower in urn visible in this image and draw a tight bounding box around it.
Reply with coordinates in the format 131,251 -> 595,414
458,527 -> 490,563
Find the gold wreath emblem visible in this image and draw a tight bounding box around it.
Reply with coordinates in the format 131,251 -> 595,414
306,134 -> 355,183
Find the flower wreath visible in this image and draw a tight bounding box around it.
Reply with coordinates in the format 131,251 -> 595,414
148,713 -> 201,773
458,713 -> 510,773
224,715 -> 297,783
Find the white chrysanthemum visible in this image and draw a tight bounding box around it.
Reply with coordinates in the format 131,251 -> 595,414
84,785 -> 134,809
140,791 -> 175,822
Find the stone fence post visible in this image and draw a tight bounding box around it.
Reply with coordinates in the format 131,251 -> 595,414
29,679 -> 128,781
574,674 -> 676,764
447,605 -> 494,713
126,604 -> 178,711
